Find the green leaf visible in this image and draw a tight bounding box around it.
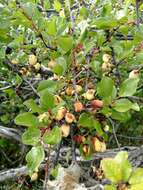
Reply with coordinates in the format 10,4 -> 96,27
50,164 -> 61,178
78,113 -> 94,129
24,99 -> 42,113
57,36 -> 73,53
53,57 -> 67,76
94,17 -> 118,29
92,120 -> 104,136
129,183 -> 143,190
111,110 -> 131,122
22,127 -> 41,146
43,127 -> 61,145
113,99 -> 133,112
40,90 -> 55,110
97,76 -> 116,102
101,151 -> 132,183
15,113 -> 39,127
47,18 -> 57,36
37,80 -> 58,93
101,158 -> 122,183
129,168 -> 143,185
26,146 -> 45,175
78,113 -> 104,135
104,185 -> 116,190
113,99 -> 140,112
53,0 -> 62,12
115,151 -> 132,182
119,78 -> 139,97
131,103 -> 140,111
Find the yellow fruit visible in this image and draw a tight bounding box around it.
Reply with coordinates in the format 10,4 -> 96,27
82,89 -> 95,100
74,101 -> 84,112
92,137 -> 102,152
29,54 -> 37,65
104,125 -> 110,132
20,67 -> 28,76
60,124 -> 70,137
65,112 -> 76,123
11,59 -> 18,65
34,62 -> 41,71
25,71 -> 31,77
102,54 -> 111,63
48,60 -> 56,69
54,95 -> 62,105
129,69 -> 139,78
75,85 -> 83,93
66,86 -> 75,96
31,172 -> 38,181
101,62 -> 112,72
55,107 -> 66,121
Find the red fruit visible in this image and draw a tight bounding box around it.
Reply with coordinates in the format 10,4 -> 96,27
91,99 -> 103,109
74,101 -> 84,112
73,135 -> 85,143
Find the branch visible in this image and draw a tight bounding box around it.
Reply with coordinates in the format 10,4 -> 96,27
0,126 -> 21,142
0,146 -> 143,182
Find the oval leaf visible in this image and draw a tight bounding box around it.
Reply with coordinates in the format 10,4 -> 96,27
43,127 -> 61,145
15,112 -> 39,127
119,78 -> 139,97
26,146 -> 45,175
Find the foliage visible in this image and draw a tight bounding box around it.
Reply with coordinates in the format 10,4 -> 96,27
101,151 -> 143,190
0,0 -> 143,186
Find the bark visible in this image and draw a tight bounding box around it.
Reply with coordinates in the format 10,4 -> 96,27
0,126 -> 21,142
0,146 -> 143,183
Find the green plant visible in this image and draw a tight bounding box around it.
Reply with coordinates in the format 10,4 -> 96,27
0,0 -> 143,185
101,151 -> 143,190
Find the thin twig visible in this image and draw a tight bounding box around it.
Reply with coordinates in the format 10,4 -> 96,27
23,78 -> 40,97
53,140 -> 62,167
43,146 -> 51,190
108,118 -> 121,150
70,124 -> 76,162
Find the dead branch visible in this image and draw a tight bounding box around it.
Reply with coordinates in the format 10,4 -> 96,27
0,126 -> 21,142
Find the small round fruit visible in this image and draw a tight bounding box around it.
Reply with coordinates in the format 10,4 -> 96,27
20,67 -> 28,76
104,125 -> 110,132
73,135 -> 86,143
129,69 -> 139,78
54,95 -> 62,105
29,54 -> 37,65
75,85 -> 83,93
65,112 -> 76,123
34,62 -> 41,71
74,101 -> 84,112
60,124 -> 70,137
55,107 -> 66,121
102,54 -> 111,63
31,172 -> 38,181
92,137 -> 102,152
11,59 -> 18,65
101,62 -> 112,72
66,86 -> 75,96
83,89 -> 95,100
91,99 -> 103,109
